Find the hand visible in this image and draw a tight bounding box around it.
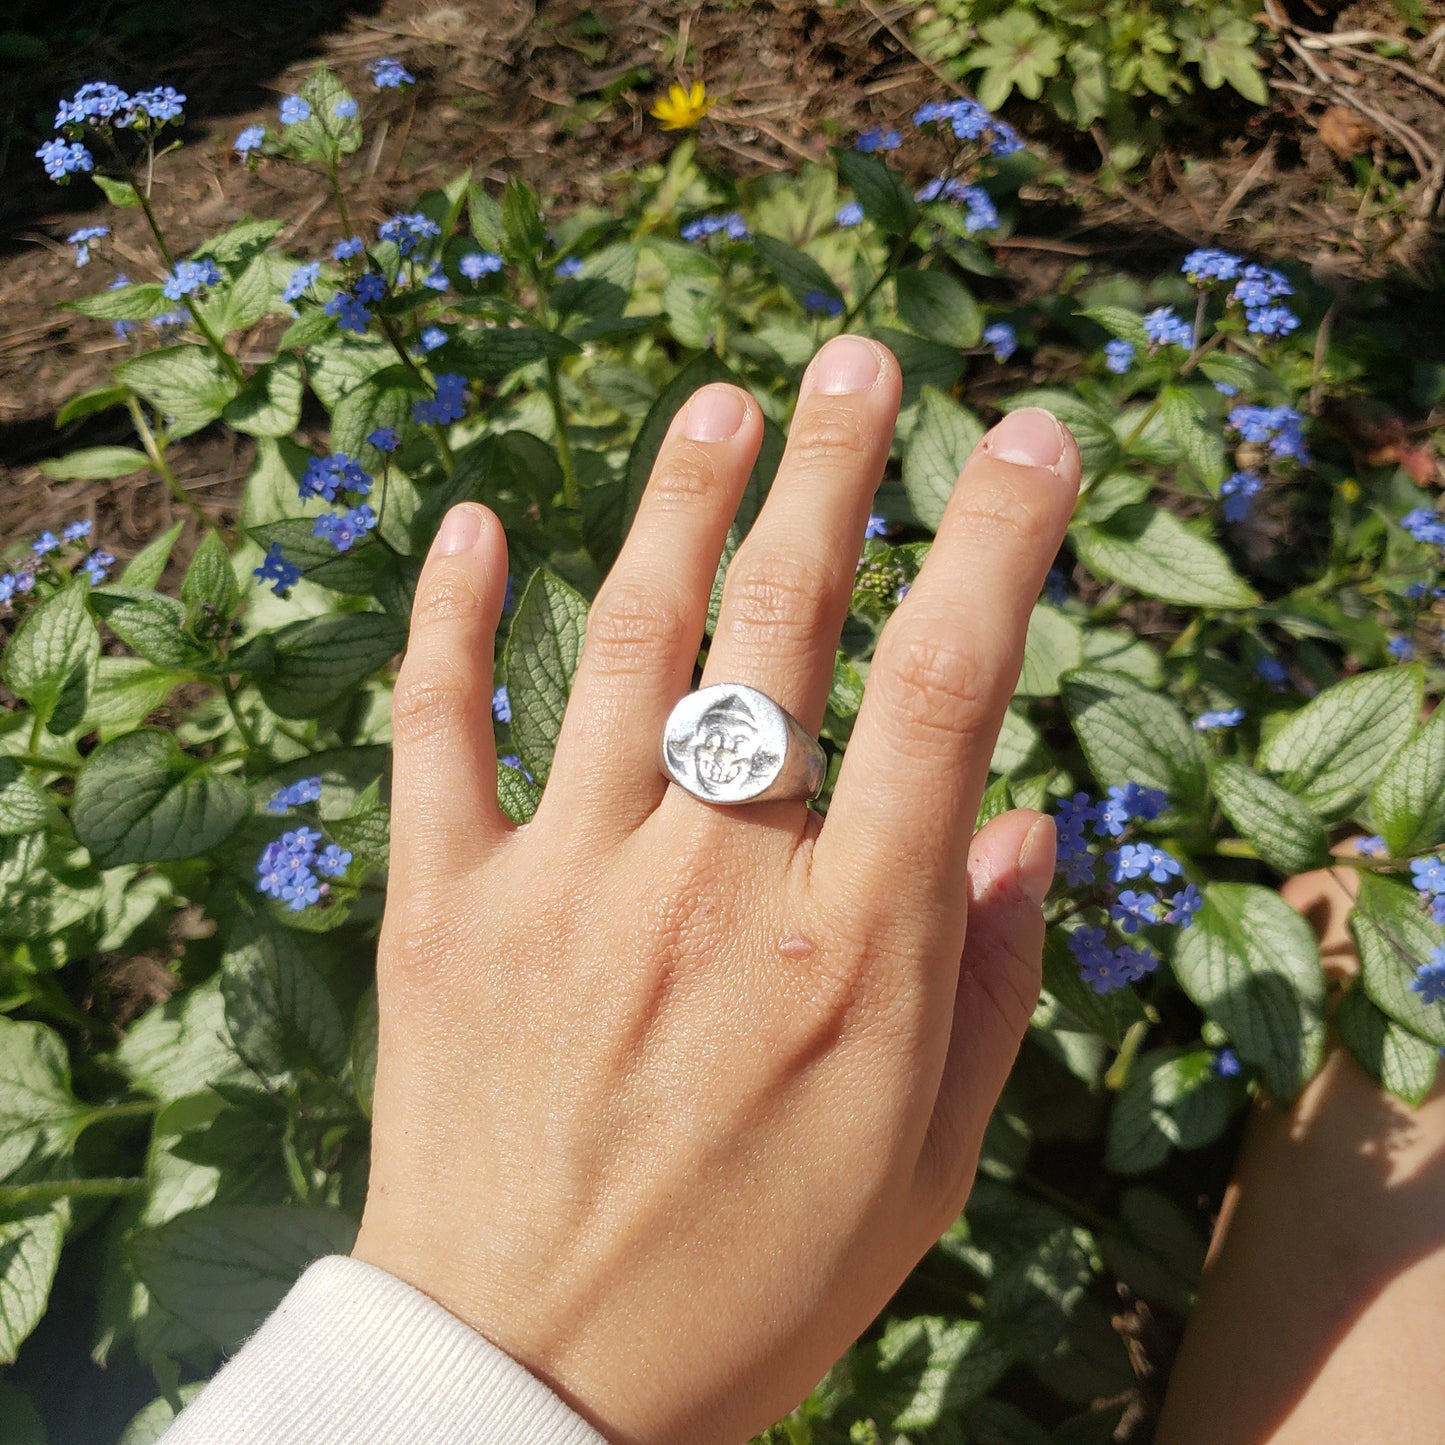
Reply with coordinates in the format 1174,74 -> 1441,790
353,335 -> 1081,1444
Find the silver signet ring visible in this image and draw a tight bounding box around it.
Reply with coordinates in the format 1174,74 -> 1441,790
660,682 -> 826,806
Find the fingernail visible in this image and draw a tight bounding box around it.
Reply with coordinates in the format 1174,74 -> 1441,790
805,335 -> 882,395
684,384 -> 747,442
981,407 -> 1068,471
1017,815 -> 1056,908
433,504 -> 482,557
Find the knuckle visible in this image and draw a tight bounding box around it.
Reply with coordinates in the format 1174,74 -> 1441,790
411,565 -> 485,633
946,480 -> 1045,550
788,402 -> 868,467
876,628 -> 991,747
390,655 -> 471,745
646,445 -> 719,508
719,555 -> 835,651
585,584 -> 689,677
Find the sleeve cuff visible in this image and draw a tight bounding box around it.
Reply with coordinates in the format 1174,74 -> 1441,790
162,1255 -> 608,1445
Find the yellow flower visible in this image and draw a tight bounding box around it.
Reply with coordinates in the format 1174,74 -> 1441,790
650,81 -> 714,131
1340,477 -> 1361,502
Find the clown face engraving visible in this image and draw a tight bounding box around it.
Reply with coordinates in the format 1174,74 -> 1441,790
662,685 -> 787,802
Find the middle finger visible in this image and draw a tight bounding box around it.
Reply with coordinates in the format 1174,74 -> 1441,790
697,334 -> 901,736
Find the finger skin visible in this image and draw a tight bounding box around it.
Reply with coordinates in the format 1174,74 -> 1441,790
816,410 -> 1081,935
389,503 -> 510,875
545,384 -> 763,833
699,335 -> 902,734
917,809 -> 1052,1203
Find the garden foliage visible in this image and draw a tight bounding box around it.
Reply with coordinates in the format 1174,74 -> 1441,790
2,63 -> 1443,1442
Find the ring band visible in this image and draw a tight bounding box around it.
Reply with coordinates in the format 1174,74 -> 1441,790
660,682 -> 826,805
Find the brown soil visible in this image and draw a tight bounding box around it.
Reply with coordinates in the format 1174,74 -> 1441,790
1,0 -> 1442,573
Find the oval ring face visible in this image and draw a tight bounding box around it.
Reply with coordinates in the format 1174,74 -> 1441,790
662,683 -> 789,803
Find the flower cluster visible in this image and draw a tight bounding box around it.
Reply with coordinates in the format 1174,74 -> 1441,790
1193,707 -> 1245,731
413,372 -> 469,426
68,226 -> 109,267
378,212 -> 442,257
681,212 -> 750,243
915,178 -> 998,233
836,201 -> 864,228
1142,307 -> 1193,349
855,128 -> 901,152
1402,508 -> 1445,550
492,685 -> 512,723
266,776 -> 322,814
1220,470 -> 1262,524
1181,249 -> 1299,338
41,81 -> 187,180
282,261 -> 322,305
323,271 -> 386,333
983,322 -> 1016,362
1413,946 -> 1445,1006
295,453 -> 377,555
255,826 -> 351,911
370,57 -> 416,89
163,258 -> 222,302
1228,404 -> 1310,465
280,95 -> 311,125
913,97 -> 1022,156
1410,856 -> 1445,927
459,250 -> 503,280
1054,786 -> 1199,995
252,544 -> 302,596
1104,339 -> 1135,374
2,521 -> 112,603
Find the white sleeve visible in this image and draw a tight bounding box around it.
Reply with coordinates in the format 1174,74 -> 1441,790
160,1255 -> 608,1444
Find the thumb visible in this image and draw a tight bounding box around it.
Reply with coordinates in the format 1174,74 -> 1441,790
918,808 -> 1053,1204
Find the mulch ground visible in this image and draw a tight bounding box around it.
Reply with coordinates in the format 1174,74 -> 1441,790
2,0 -> 1442,576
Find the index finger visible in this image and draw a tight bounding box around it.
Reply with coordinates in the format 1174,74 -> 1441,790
812,407 -> 1080,919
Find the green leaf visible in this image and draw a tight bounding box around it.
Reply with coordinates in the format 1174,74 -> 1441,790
1172,883 -> 1327,1102
1018,605 -> 1084,698
1368,705 -> 1445,855
1080,626 -> 1163,687
501,175 -> 546,263
1158,386 -> 1226,485
901,387 -> 985,532
497,759 -> 542,823
0,1204 -> 66,1363
55,383 -> 131,425
1078,305 -> 1149,348
66,281 -> 167,323
896,267 -> 984,348
116,346 -> 242,439
0,1018 -> 85,1183
268,66 -> 361,164
222,355 -> 304,437
1337,987 -> 1439,1106
196,218 -> 286,265
1354,873 -> 1445,1048
91,587 -> 207,669
351,987 -> 377,1119
1100,1187 -> 1206,1315
38,446 -> 149,480
254,613 -> 407,719
0,760 -> 49,837
220,912 -> 349,1081
1209,760 -> 1330,875
121,521 -> 185,590
447,326 -> 579,379
115,977 -> 247,1101
181,530 -> 241,619
1257,667 -> 1422,817
0,1381 -> 46,1444
129,1204 -> 357,1352
92,173 -> 141,207
834,146 -> 919,238
1071,506 -> 1258,607
117,1385 -> 207,1444
1060,669 -> 1207,819
1107,1049 -> 1233,1174
752,235 -> 843,311
83,656 -> 186,739
71,730 -> 250,867
503,570 -> 589,786
1,581 -> 101,732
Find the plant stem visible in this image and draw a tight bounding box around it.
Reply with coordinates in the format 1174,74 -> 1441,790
222,676 -> 262,756
1121,395 -> 1162,452
75,1098 -> 163,1133
0,1177 -> 145,1207
1104,1017 -> 1149,1091
122,159 -> 244,384
125,396 -> 213,531
842,233 -> 910,331
19,753 -> 78,775
545,357 -> 580,511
